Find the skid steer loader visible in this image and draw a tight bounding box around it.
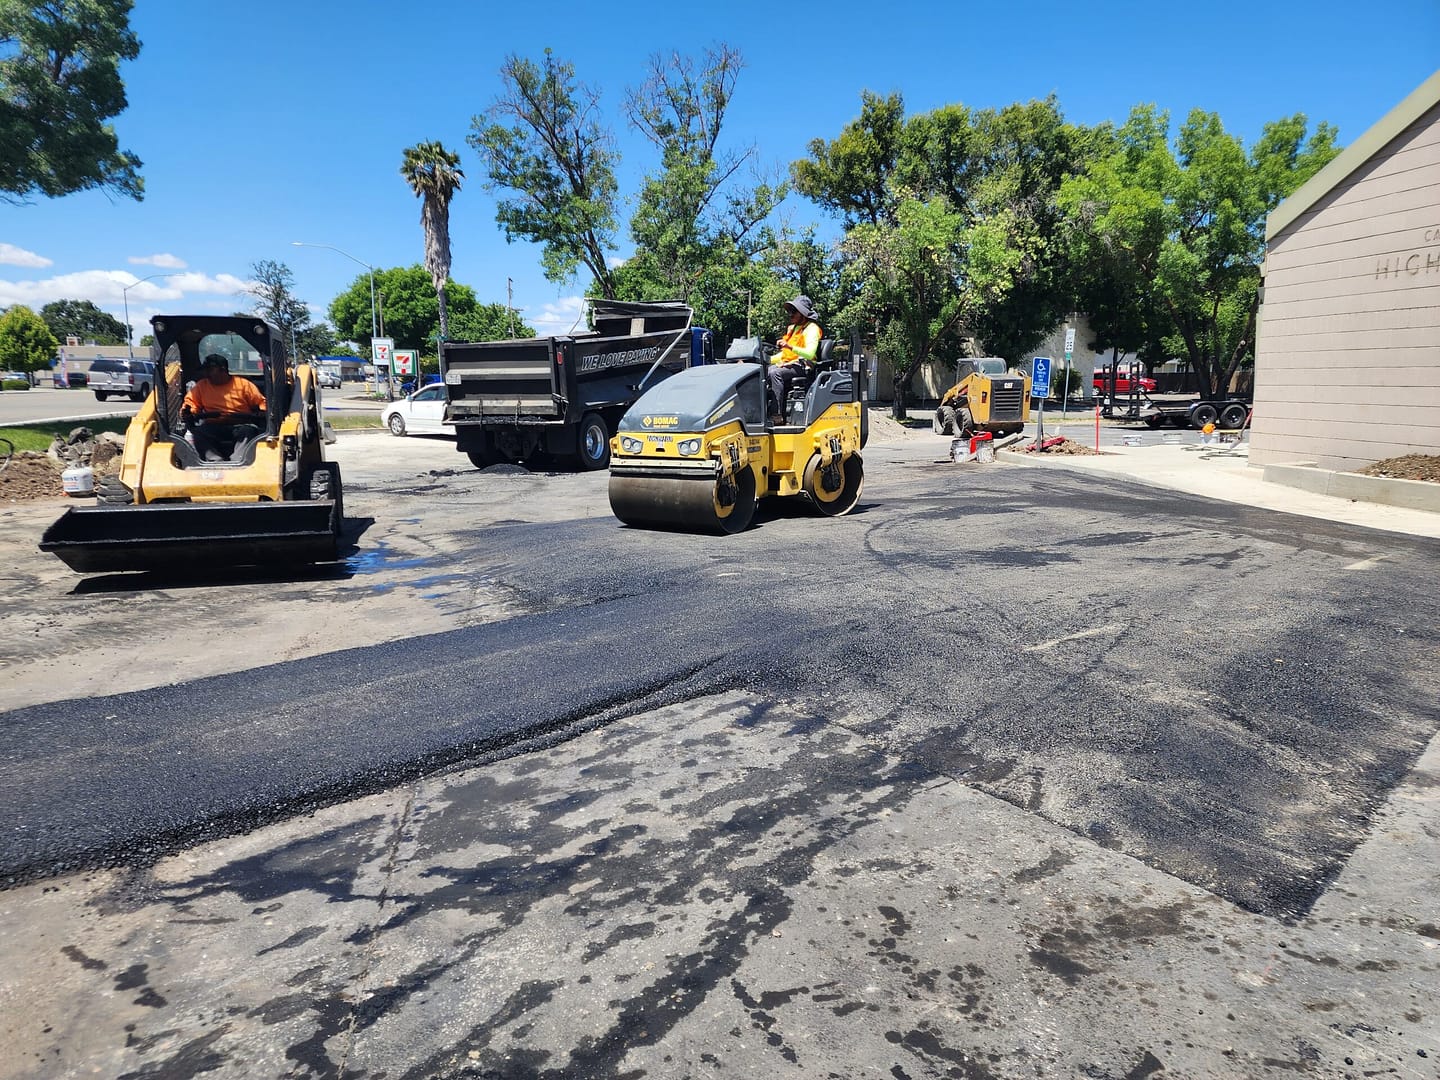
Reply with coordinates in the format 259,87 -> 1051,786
40,315 -> 343,574
933,358 -> 1031,439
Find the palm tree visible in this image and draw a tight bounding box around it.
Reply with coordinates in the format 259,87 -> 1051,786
400,141 -> 464,345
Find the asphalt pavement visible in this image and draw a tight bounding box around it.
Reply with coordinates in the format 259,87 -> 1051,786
1,423 -> 1437,1079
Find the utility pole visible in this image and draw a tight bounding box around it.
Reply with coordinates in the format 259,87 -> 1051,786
507,277 -> 516,338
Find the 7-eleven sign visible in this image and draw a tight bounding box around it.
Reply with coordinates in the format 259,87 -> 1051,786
373,337 -> 394,368
393,349 -> 416,376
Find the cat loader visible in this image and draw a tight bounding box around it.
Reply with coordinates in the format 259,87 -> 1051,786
40,315 -> 342,574
607,333 -> 867,534
933,358 -> 1030,438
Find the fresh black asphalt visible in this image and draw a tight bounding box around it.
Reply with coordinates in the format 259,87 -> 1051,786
4,451 -> 1438,922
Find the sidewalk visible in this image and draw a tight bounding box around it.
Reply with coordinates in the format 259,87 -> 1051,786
1000,438 -> 1440,539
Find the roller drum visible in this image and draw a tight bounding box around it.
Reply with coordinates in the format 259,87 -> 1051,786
609,471 -> 756,535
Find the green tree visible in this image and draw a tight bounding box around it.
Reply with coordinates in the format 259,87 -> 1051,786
400,140 -> 464,342
40,298 -> 128,344
0,304 -> 58,379
329,264 -> 491,353
470,50 -> 619,296
245,259 -> 312,355
619,44 -> 785,312
798,94 -> 1098,415
446,302 -> 535,343
0,0 -> 143,202
1061,105 -> 1339,396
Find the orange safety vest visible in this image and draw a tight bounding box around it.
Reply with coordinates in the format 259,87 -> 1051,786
184,375 -> 266,418
774,320 -> 821,365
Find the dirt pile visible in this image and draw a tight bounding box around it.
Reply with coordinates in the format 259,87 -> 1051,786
1,453 -> 64,501
1005,436 -> 1102,456
47,427 -> 125,475
1356,455 -> 1440,485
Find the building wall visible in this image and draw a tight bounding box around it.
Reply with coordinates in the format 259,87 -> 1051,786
1251,102 -> 1440,471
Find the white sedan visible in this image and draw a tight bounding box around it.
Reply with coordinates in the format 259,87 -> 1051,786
381,384 -> 450,437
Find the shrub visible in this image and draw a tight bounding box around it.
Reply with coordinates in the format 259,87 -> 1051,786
2,378 -> 32,391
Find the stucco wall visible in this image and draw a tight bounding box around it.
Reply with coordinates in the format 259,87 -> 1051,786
1251,103 -> 1440,471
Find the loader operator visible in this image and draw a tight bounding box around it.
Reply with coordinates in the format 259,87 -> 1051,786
767,295 -> 821,425
182,354 -> 267,461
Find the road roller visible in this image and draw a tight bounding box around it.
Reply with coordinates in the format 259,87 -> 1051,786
607,334 -> 867,534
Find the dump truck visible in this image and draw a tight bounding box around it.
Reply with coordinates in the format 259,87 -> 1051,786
39,315 -> 342,574
607,333 -> 867,534
441,300 -> 713,471
932,358 -> 1031,438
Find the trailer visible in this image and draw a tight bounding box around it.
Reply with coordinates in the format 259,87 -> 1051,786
1094,367 -> 1249,430
441,300 -> 713,470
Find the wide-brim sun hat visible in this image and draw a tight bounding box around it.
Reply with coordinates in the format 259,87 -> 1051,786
784,294 -> 816,320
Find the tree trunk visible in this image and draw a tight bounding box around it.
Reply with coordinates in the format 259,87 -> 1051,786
890,364 -> 912,421
436,284 -> 449,344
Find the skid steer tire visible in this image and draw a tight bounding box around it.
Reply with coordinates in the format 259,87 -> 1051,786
302,463 -> 344,529
95,475 -> 133,505
933,405 -> 957,436
957,407 -> 976,438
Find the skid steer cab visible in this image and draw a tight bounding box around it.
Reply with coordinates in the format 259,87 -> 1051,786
40,315 -> 343,575
607,331 -> 869,534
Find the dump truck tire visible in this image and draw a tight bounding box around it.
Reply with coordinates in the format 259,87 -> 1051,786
577,412 -> 610,470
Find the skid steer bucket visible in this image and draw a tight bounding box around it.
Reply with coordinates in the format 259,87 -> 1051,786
39,501 -> 341,574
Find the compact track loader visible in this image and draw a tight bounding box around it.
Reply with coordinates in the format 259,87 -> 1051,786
607,334 -> 867,534
40,315 -> 343,574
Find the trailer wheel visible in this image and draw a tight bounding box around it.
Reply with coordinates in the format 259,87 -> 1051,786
933,405 -> 957,435
1220,403 -> 1248,430
1191,403 -> 1219,429
577,412 -> 610,471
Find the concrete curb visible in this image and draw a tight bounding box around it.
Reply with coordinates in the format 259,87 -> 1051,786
1262,463 -> 1440,515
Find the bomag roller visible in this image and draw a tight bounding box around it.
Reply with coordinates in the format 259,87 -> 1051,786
932,358 -> 1031,439
40,315 -> 343,574
607,333 -> 867,534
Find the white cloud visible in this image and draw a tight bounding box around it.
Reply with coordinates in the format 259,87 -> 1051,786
0,269 -> 250,310
128,253 -> 188,269
0,243 -> 53,269
606,255 -> 627,268
529,296 -> 586,337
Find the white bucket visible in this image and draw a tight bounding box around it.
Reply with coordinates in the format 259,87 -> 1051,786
62,465 -> 94,496
1121,434 -> 1142,447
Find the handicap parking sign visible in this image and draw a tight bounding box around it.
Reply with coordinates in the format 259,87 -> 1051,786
1031,356 -> 1052,397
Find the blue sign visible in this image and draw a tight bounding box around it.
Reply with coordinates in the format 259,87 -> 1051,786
1031,356 -> 1052,397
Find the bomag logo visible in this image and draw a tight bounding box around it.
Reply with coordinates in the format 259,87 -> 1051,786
642,415 -> 679,428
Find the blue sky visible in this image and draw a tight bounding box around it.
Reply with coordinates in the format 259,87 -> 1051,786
2,0 -> 1436,344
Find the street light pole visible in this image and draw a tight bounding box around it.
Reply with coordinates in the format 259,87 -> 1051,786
121,272 -> 177,360
291,241 -> 382,396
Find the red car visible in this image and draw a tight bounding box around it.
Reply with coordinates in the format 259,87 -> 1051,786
1093,370 -> 1156,394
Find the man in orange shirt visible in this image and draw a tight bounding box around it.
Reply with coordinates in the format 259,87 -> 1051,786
767,295 -> 821,425
182,354 -> 267,460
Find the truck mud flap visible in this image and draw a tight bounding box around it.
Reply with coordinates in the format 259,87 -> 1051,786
39,501 -> 341,574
